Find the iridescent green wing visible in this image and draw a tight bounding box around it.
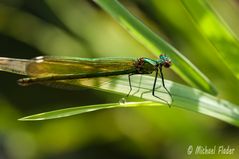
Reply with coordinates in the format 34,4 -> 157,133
42,77 -> 118,90
26,56 -> 136,77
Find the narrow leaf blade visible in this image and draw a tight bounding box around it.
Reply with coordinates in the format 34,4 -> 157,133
182,0 -> 239,79
19,75 -> 239,127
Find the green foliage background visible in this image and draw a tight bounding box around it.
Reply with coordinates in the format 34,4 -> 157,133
0,0 -> 239,159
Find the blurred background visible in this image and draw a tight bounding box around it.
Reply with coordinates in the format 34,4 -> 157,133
0,0 -> 239,158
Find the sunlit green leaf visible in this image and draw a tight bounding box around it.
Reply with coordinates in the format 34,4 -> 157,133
182,0 -> 239,79
20,75 -> 239,127
19,101 -> 161,121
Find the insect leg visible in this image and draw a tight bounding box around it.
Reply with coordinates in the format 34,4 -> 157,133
132,75 -> 142,96
152,68 -> 171,107
159,66 -> 173,103
126,73 -> 134,97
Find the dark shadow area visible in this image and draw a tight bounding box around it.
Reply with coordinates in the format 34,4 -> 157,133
46,140 -> 145,159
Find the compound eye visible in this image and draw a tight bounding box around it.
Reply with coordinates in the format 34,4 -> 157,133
164,61 -> 171,68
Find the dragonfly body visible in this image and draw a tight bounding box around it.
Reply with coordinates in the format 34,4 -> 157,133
0,54 -> 172,104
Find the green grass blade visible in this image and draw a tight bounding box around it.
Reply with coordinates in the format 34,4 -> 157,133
94,0 -> 217,95
181,0 -> 239,79
18,101 -> 161,121
19,75 -> 239,127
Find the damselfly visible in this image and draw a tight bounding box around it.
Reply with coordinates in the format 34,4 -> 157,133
0,54 -> 172,104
